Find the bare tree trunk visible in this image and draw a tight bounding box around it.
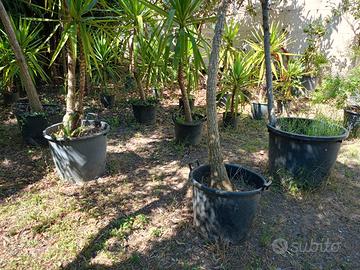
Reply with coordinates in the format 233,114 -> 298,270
0,0 -> 43,112
178,63 -> 193,123
206,0 -> 234,191
261,0 -> 276,126
230,86 -> 237,114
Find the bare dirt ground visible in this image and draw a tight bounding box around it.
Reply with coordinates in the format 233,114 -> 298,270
0,92 -> 359,270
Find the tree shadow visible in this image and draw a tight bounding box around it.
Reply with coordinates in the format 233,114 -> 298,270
61,181 -> 191,270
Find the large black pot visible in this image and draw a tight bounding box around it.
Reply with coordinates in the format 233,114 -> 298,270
43,120 -> 110,184
173,114 -> 205,145
344,108 -> 360,138
13,103 -> 63,146
301,75 -> 318,91
132,103 -> 157,125
268,118 -> 348,188
223,112 -> 240,128
190,163 -> 271,244
251,102 -> 268,120
100,94 -> 115,108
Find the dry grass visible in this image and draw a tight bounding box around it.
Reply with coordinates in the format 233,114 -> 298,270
0,93 -> 359,270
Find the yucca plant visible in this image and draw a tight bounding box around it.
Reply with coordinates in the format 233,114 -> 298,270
141,0 -> 211,123
107,0 -> 156,103
274,58 -> 305,101
47,0 -> 107,136
91,31 -> 120,95
246,22 -> 292,85
222,52 -> 253,116
220,18 -> 240,72
0,17 -> 48,94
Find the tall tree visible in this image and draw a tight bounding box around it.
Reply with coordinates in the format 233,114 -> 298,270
0,0 -> 43,112
206,0 -> 234,191
260,0 -> 276,126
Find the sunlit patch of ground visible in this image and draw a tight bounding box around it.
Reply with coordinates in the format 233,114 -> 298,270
0,97 -> 359,269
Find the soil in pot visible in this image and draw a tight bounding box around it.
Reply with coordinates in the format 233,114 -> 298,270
251,102 -> 268,120
100,94 -> 115,108
268,117 -> 348,188
344,106 -> 360,138
131,99 -> 158,125
173,114 -> 205,145
222,112 -> 240,128
43,120 -> 110,183
190,163 -> 271,244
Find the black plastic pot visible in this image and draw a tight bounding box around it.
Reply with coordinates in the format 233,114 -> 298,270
173,114 -> 205,145
223,112 -> 240,128
268,117 -> 348,188
43,120 -> 110,184
190,163 -> 271,244
3,91 -> 19,105
178,98 -> 195,112
13,103 -> 63,146
301,75 -> 318,91
251,102 -> 268,120
100,94 -> 115,108
344,108 -> 360,138
132,103 -> 157,125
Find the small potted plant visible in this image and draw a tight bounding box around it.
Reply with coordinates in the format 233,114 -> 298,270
220,52 -> 252,128
91,32 -> 119,109
111,0 -> 159,124
344,94 -> 360,138
143,0 -> 209,143
301,19 -> 328,91
247,22 -> 290,120
273,58 -> 305,115
0,15 -> 63,145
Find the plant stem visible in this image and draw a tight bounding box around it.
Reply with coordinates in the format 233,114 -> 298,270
0,0 -> 43,112
178,63 -> 193,123
261,0 -> 276,126
75,35 -> 85,117
207,0 -> 234,192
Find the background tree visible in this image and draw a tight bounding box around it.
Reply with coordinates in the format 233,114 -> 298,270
260,0 -> 276,126
0,0 -> 42,112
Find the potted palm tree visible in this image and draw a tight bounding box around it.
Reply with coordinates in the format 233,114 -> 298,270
273,58 -> 305,115
246,22 -> 290,120
221,52 -> 253,128
43,1 -> 110,184
91,32 -> 120,109
109,0 -> 159,124
189,0 -> 271,244
301,19 -> 328,91
142,0 -> 209,144
0,13 -> 63,145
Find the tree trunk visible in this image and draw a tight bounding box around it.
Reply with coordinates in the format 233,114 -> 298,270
75,38 -> 85,117
261,0 -> 276,126
62,42 -> 79,132
0,0 -> 43,112
178,63 -> 193,123
206,0 -> 234,192
230,86 -> 237,114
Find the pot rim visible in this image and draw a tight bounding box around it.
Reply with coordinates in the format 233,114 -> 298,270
344,108 -> 360,116
172,113 -> 206,126
252,102 -> 268,106
190,163 -> 271,198
267,117 -> 349,142
43,121 -> 110,142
